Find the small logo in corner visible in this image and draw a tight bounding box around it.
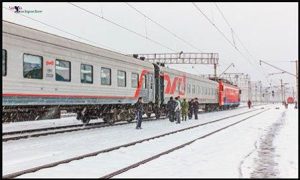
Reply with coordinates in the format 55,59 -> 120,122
9,6 -> 22,13
9,5 -> 42,14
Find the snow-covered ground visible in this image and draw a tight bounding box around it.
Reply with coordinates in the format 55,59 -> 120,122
116,105 -> 298,178
3,116 -> 103,133
3,104 -> 297,178
273,107 -> 298,177
3,106 -> 258,176
18,108 -> 266,178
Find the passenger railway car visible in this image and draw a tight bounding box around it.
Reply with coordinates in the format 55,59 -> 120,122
3,21 -> 155,123
2,20 -> 240,123
153,65 -> 219,112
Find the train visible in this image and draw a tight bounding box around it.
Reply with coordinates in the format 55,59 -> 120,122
287,97 -> 295,104
2,20 -> 241,123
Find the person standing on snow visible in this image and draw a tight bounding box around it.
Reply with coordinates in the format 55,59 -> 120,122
247,99 -> 252,109
135,97 -> 144,129
181,98 -> 189,121
167,96 -> 176,122
193,98 -> 200,120
188,99 -> 194,119
174,96 -> 182,124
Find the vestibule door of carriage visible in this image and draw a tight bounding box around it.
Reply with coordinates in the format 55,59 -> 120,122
141,73 -> 154,103
148,73 -> 155,102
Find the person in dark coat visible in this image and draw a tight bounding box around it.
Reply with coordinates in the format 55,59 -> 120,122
188,99 -> 194,119
193,98 -> 200,120
135,97 -> 144,129
247,100 -> 252,109
167,96 -> 176,122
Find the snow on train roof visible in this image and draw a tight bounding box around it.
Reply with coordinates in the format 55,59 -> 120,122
2,20 -> 153,69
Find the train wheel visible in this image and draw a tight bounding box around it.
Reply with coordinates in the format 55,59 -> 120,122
147,113 -> 151,118
108,114 -> 115,125
103,114 -> 114,125
82,115 -> 90,124
155,111 -> 161,119
127,113 -> 135,123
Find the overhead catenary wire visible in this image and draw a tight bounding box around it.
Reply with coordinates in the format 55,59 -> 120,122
192,3 -> 269,84
2,6 -> 125,55
70,3 -> 214,75
192,3 -> 238,51
214,3 -> 270,82
69,2 -> 176,52
125,2 -> 204,53
125,3 -> 214,74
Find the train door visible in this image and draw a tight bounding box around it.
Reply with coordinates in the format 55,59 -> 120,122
141,74 -> 149,103
148,73 -> 155,102
153,64 -> 164,106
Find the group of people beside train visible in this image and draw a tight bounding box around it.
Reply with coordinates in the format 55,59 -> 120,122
133,96 -> 201,129
166,96 -> 200,123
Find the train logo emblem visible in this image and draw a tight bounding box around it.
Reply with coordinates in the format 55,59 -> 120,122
46,60 -> 54,66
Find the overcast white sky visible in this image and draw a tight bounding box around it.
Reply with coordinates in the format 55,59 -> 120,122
3,2 -> 298,89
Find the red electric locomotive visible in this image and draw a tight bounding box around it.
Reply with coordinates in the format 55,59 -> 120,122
287,97 -> 295,104
218,79 -> 241,109
209,77 -> 241,109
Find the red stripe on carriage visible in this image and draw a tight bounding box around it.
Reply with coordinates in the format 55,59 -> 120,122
2,93 -> 134,99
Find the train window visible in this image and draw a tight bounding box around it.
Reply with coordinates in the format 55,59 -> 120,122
143,74 -> 147,89
2,49 -> 7,76
81,64 -> 93,84
101,67 -> 111,85
23,54 -> 43,79
131,73 -> 139,88
187,84 -> 191,94
56,59 -> 71,82
117,70 -> 126,87
192,85 -> 195,94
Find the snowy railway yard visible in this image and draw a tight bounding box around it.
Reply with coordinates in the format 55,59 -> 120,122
2,104 -> 298,178
2,3 -> 298,178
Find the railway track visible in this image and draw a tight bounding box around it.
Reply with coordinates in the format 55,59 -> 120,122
2,116 -> 161,142
102,108 -> 270,178
3,107 -> 268,178
2,105 -> 264,142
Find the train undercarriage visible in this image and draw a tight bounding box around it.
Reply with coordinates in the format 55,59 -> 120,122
2,102 -> 162,124
2,102 -> 239,123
